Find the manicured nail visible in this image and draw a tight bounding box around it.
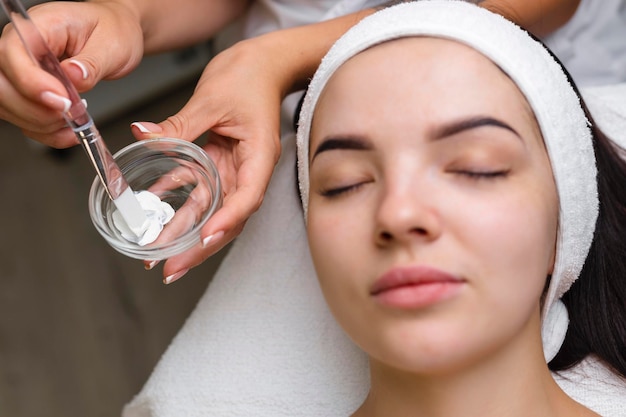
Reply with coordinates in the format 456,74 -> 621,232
202,230 -> 224,248
145,260 -> 160,270
68,59 -> 88,80
41,91 -> 72,113
81,98 -> 88,108
131,121 -> 162,135
164,269 -> 189,285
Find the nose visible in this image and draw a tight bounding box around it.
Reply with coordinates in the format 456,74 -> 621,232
374,180 -> 442,247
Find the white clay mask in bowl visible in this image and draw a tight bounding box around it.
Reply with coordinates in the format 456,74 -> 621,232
112,190 -> 175,246
89,138 -> 222,260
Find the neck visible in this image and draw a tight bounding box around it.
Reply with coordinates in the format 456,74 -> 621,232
353,311 -> 592,417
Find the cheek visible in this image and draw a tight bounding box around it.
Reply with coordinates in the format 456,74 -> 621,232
308,208 -> 340,280
308,210 -> 355,284
307,205 -> 368,315
307,216 -> 335,283
463,187 -> 558,298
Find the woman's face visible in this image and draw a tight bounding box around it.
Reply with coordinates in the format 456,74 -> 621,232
307,38 -> 559,375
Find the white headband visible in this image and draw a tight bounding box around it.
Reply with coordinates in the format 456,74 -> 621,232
296,0 -> 598,361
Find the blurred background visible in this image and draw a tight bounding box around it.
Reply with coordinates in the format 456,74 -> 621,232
1,2 -> 229,416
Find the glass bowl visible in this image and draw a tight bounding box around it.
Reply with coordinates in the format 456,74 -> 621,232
89,137 -> 222,260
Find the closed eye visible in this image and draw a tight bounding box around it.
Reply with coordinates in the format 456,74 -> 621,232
319,181 -> 370,198
454,170 -> 510,179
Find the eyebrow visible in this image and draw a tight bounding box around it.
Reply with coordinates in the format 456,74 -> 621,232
434,116 -> 521,140
311,116 -> 522,161
312,135 -> 372,160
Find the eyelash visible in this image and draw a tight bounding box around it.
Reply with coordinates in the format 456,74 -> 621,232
318,169 -> 509,198
455,169 -> 510,179
319,182 -> 366,198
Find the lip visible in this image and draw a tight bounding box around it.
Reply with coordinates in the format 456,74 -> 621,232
370,265 -> 465,309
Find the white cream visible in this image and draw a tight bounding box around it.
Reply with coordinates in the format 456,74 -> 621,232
112,190 -> 175,246
112,187 -> 149,236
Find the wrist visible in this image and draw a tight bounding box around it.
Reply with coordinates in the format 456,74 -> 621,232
87,0 -> 143,23
256,8 -> 377,98
87,0 -> 156,49
479,0 -> 581,37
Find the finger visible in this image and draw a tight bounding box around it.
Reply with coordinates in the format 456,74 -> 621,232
0,69 -> 78,147
151,204 -> 198,246
58,42 -> 143,93
20,125 -> 79,149
153,144 -> 278,280
31,2 -> 144,92
131,90 -> 221,142
159,224 -> 243,284
0,26 -> 69,105
152,146 -> 278,281
0,69 -> 61,126
148,183 -> 215,246
200,137 -> 279,239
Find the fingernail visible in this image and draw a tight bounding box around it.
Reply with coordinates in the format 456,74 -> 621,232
68,59 -> 88,80
81,98 -> 88,108
202,230 -> 224,248
131,121 -> 163,135
41,91 -> 72,113
145,260 -> 160,270
164,269 -> 189,285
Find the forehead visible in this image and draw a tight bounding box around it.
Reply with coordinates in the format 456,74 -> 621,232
312,36 -> 537,143
326,36 -> 507,89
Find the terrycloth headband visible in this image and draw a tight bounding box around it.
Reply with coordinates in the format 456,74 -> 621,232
296,0 -> 598,361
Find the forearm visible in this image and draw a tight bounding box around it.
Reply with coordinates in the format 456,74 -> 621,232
89,0 -> 251,53
261,0 -> 579,97
479,0 -> 581,37
251,8 -> 376,97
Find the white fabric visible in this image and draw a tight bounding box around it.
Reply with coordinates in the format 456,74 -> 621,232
554,356 -> 626,416
544,0 -> 626,87
123,2 -> 626,417
242,0 -> 341,38
541,299 -> 570,364
582,83 -> 626,150
243,0 -> 387,38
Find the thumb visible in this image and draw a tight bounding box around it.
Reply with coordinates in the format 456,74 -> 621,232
130,93 -> 219,142
59,49 -> 142,94
59,58 -> 97,92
